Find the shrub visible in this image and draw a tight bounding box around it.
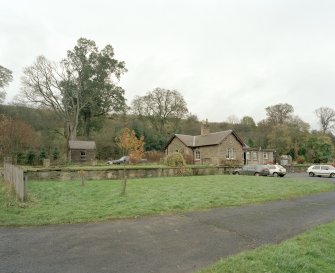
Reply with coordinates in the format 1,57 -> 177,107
164,152 -> 186,167
26,150 -> 36,165
51,147 -> 59,160
296,155 -> 305,164
220,159 -> 239,167
39,148 -> 47,164
164,152 -> 191,176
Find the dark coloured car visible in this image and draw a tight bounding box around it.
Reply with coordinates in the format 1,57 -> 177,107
232,165 -> 270,176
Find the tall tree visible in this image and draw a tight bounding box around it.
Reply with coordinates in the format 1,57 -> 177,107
64,38 -> 127,137
267,124 -> 292,157
240,116 -> 256,127
314,107 -> 335,134
305,133 -> 334,163
265,103 -> 294,125
20,38 -> 127,156
131,88 -> 188,135
0,65 -> 13,103
286,116 -> 310,160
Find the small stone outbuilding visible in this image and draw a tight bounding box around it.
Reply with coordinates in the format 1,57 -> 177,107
68,140 -> 96,163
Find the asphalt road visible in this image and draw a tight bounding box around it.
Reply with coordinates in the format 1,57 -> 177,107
2,190 -> 335,273
285,172 -> 335,183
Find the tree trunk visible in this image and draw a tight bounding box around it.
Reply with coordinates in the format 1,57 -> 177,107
121,162 -> 127,195
64,121 -> 76,161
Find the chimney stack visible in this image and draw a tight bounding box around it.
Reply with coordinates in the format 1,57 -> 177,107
201,119 -> 210,135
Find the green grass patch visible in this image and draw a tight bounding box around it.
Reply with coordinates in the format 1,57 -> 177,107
1,175 -> 334,226
198,220 -> 335,273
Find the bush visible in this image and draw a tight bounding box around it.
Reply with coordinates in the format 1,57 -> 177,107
164,152 -> 187,167
52,147 -> 60,160
164,153 -> 191,176
296,155 -> 305,164
220,159 -> 239,167
26,150 -> 36,165
39,148 -> 47,164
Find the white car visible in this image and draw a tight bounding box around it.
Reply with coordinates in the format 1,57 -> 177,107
307,165 -> 335,178
266,164 -> 286,177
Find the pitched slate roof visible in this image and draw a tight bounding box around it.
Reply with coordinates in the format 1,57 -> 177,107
169,130 -> 245,148
68,140 -> 96,150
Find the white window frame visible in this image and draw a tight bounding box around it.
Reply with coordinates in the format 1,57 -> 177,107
246,152 -> 250,160
226,148 -> 236,160
252,152 -> 258,161
80,151 -> 87,161
195,150 -> 201,160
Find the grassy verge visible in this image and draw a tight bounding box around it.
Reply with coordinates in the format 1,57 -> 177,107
1,175 -> 335,226
198,220 -> 335,273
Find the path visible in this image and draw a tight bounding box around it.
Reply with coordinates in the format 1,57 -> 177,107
2,191 -> 335,273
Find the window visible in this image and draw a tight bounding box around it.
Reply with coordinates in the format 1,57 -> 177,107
80,151 -> 86,161
252,152 -> 258,160
263,152 -> 268,159
246,152 -> 250,160
195,150 -> 200,160
226,148 -> 236,160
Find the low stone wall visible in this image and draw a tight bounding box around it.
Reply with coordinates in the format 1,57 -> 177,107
285,165 -> 309,173
24,165 -> 308,181
26,166 -> 226,181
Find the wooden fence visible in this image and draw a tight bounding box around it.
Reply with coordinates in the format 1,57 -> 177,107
3,163 -> 27,201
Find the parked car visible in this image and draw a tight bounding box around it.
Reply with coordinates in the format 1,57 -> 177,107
107,156 -> 130,165
266,164 -> 286,177
232,165 -> 269,176
307,165 -> 335,178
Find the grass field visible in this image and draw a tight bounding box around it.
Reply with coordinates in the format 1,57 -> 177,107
1,175 -> 335,226
198,220 -> 335,273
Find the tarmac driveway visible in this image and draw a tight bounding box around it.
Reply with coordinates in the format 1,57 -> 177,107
2,191 -> 335,273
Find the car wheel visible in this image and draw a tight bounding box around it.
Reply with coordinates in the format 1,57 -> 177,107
273,172 -> 278,177
309,172 -> 315,177
254,172 -> 260,176
330,173 -> 335,178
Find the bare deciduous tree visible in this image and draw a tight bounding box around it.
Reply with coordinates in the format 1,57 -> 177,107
20,38 -> 127,158
0,65 -> 13,103
314,107 -> 335,134
132,88 -> 188,134
265,103 -> 294,125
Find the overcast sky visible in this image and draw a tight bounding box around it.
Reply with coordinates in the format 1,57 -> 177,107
1,0 -> 335,129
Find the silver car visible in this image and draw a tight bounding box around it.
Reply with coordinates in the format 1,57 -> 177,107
266,164 -> 286,177
307,165 -> 335,178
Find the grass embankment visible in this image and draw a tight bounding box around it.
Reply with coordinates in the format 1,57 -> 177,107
198,220 -> 335,273
1,175 -> 334,226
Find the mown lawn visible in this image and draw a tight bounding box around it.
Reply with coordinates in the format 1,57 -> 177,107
1,175 -> 335,226
198,220 -> 335,273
